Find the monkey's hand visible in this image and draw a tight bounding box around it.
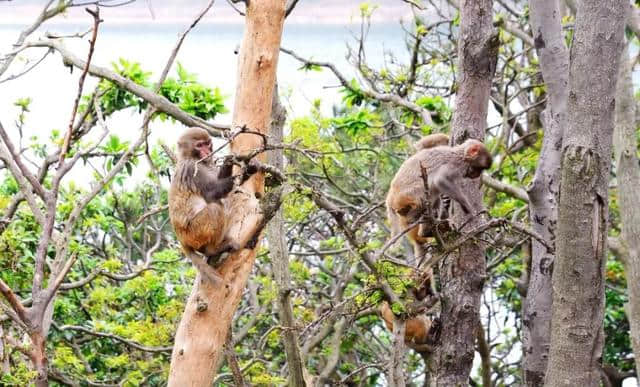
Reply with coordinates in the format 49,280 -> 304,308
240,160 -> 260,183
221,155 -> 235,167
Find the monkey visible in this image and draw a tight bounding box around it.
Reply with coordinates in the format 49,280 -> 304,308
379,302 -> 440,348
168,127 -> 258,283
413,133 -> 449,152
386,137 -> 492,260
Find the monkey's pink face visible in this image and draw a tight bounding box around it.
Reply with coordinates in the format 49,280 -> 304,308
195,139 -> 212,159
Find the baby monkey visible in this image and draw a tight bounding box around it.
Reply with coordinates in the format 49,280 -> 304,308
168,127 -> 258,283
386,134 -> 492,258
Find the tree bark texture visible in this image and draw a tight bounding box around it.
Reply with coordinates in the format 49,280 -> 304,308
612,43 -> 640,376
545,1 -> 626,385
167,1 -> 286,385
522,0 -> 569,384
266,82 -> 308,387
31,332 -> 47,387
390,317 -> 407,387
432,0 -> 497,385
476,322 -> 492,387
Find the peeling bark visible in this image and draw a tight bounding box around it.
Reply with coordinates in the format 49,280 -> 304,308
431,0 -> 497,385
523,0 -> 569,384
545,1 -> 626,385
167,1 -> 287,384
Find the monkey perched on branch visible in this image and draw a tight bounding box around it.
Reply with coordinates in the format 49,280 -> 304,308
386,135 -> 492,259
168,127 -> 259,283
379,302 -> 440,349
380,302 -> 431,344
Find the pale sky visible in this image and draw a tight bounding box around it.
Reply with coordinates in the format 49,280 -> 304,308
0,0 -> 414,24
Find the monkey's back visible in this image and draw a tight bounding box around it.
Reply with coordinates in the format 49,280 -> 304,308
387,146 -> 454,210
168,166 -> 227,251
380,302 -> 432,344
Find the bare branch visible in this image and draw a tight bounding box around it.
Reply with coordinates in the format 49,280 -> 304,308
55,324 -> 172,353
0,125 -> 46,226
0,0 -> 69,78
224,334 -> 247,387
281,47 -> 434,125
0,48 -> 52,84
401,0 -> 426,10
0,121 -> 46,199
153,0 -> 216,91
0,278 -> 29,325
285,0 -> 300,17
481,174 -> 529,202
58,6 -> 102,167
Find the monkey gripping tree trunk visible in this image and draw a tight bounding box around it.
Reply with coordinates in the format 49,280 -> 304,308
430,0 -> 497,385
545,0 -> 626,385
167,1 -> 287,385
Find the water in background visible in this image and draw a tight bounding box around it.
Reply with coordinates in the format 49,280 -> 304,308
0,20 -> 407,147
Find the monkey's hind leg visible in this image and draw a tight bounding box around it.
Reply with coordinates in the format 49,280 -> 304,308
184,248 -> 223,285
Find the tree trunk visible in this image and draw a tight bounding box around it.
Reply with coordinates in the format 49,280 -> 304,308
522,0 -> 569,384
30,331 -> 47,387
431,0 -> 497,385
476,322 -> 491,387
267,82 -> 308,387
390,317 -> 407,387
545,1 -> 626,385
612,43 -> 640,376
167,1 -> 286,385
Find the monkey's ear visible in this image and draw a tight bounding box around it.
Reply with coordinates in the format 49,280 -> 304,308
465,143 -> 481,158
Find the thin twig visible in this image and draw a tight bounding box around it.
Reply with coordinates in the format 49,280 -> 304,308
58,6 -> 101,167
54,324 -> 172,353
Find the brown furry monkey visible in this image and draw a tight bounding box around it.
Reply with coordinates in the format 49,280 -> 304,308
168,127 -> 257,283
386,137 -> 492,259
379,302 -> 437,346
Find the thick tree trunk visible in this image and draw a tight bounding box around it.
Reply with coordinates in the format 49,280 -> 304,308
267,83 -> 308,387
545,1 -> 626,385
30,331 -> 47,387
431,0 -> 497,385
522,0 -> 569,385
167,1 -> 286,385
612,44 -> 640,376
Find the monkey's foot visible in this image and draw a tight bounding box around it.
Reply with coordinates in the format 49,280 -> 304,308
207,251 -> 231,267
190,257 -> 223,285
205,241 -> 242,267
